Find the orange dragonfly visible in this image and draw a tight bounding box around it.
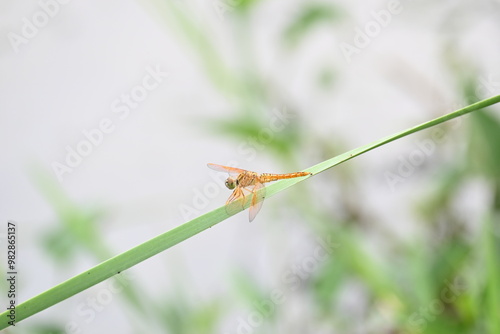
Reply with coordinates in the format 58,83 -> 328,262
208,163 -> 312,222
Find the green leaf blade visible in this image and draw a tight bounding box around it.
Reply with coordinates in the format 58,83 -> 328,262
1,95 -> 499,329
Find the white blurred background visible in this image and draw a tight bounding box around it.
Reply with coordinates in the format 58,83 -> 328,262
1,0 -> 500,333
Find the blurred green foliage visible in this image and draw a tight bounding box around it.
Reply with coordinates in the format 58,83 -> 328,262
283,3 -> 343,47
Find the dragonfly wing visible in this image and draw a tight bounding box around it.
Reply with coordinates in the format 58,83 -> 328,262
226,186 -> 245,204
224,187 -> 247,217
249,182 -> 266,222
207,163 -> 247,177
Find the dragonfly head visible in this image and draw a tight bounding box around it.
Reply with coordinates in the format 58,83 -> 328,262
225,177 -> 237,190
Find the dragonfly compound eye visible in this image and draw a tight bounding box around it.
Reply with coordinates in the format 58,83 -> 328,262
225,178 -> 236,190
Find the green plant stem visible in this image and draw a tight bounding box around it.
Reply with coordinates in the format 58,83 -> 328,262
1,94 -> 499,329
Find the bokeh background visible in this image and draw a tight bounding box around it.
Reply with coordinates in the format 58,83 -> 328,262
1,0 -> 500,333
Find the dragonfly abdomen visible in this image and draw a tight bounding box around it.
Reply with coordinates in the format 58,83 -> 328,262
260,172 -> 311,183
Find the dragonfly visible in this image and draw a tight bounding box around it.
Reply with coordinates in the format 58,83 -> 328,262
208,163 -> 312,222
